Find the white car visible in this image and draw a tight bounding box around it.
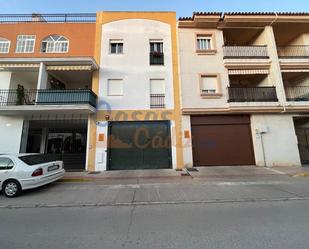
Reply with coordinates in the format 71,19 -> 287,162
0,154 -> 65,198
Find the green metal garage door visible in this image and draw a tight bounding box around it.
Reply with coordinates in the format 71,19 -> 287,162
107,121 -> 172,170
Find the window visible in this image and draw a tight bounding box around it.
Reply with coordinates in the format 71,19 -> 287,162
150,41 -> 164,65
150,41 -> 163,53
0,38 -> 10,53
107,79 -> 123,96
0,158 -> 14,170
110,40 -> 123,54
41,35 -> 69,53
197,36 -> 212,51
16,35 -> 36,53
200,75 -> 221,95
150,79 -> 165,108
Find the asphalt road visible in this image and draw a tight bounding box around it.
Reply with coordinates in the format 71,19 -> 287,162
1,199 -> 309,249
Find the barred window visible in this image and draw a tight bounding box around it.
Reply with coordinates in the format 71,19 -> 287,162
16,35 -> 35,53
0,38 -> 10,53
41,35 -> 69,53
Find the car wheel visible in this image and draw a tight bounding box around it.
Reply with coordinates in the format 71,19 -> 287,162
3,180 -> 21,198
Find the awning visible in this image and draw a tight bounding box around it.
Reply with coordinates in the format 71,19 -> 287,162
46,65 -> 92,71
0,63 -> 40,68
228,69 -> 269,75
281,69 -> 309,73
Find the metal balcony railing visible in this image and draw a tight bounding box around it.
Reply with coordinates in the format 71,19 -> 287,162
0,89 -> 97,107
150,94 -> 165,108
228,87 -> 278,102
150,52 -> 164,65
223,45 -> 269,58
285,86 -> 309,101
277,46 -> 309,58
0,13 -> 96,23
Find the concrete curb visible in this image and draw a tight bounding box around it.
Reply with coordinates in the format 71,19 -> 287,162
1,196 -> 309,209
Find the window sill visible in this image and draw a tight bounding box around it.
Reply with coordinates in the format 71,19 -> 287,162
200,93 -> 223,99
196,49 -> 217,55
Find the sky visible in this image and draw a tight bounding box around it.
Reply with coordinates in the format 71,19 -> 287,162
0,0 -> 308,17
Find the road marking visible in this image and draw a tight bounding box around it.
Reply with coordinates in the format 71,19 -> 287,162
265,168 -> 287,175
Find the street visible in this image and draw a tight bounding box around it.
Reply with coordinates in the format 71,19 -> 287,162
1,167 -> 309,249
1,199 -> 309,249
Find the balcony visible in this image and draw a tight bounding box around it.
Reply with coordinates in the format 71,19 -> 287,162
0,89 -> 97,110
223,46 -> 269,59
150,94 -> 165,109
150,52 -> 164,65
277,46 -> 309,58
285,86 -> 309,101
228,87 -> 278,102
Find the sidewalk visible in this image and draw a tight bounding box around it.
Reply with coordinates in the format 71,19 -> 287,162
1,165 -> 309,208
62,165 -> 309,183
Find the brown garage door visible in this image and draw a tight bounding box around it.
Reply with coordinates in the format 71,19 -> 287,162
191,115 -> 255,166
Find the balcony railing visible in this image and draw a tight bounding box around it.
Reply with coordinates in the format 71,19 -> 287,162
228,87 -> 278,102
223,45 -> 269,58
150,94 -> 165,108
0,13 -> 96,23
0,89 -> 97,107
277,46 -> 309,58
285,86 -> 309,101
150,52 -> 164,65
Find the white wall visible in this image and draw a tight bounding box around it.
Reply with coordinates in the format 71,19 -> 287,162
251,114 -> 301,167
0,72 -> 12,89
0,116 -> 24,154
178,28 -> 230,109
181,115 -> 193,167
98,19 -> 174,110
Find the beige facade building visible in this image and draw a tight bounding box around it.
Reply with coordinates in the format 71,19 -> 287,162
178,12 -> 309,168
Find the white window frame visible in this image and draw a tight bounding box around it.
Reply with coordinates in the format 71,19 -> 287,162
150,40 -> 164,53
0,38 -> 10,54
197,36 -> 213,51
109,40 -> 124,54
41,35 -> 69,53
15,35 -> 36,53
107,79 -> 124,96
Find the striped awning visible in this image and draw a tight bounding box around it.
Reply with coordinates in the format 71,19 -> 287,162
281,69 -> 309,73
0,63 -> 40,68
46,65 -> 92,71
228,69 -> 270,75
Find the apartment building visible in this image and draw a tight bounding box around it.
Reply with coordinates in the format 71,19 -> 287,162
0,14 -> 98,171
178,12 -> 309,167
91,12 -> 183,171
1,11 -> 308,172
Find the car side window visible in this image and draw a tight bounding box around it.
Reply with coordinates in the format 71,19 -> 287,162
0,158 -> 15,170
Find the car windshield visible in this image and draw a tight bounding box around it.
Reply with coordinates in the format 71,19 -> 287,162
19,154 -> 60,166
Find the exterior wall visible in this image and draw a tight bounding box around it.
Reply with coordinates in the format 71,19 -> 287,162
90,12 -> 183,171
182,115 -> 193,167
98,19 -> 174,110
0,72 -> 12,89
0,116 -> 24,154
251,114 -> 301,167
290,33 -> 309,45
178,28 -> 230,109
0,23 -> 95,58
263,26 -> 287,104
